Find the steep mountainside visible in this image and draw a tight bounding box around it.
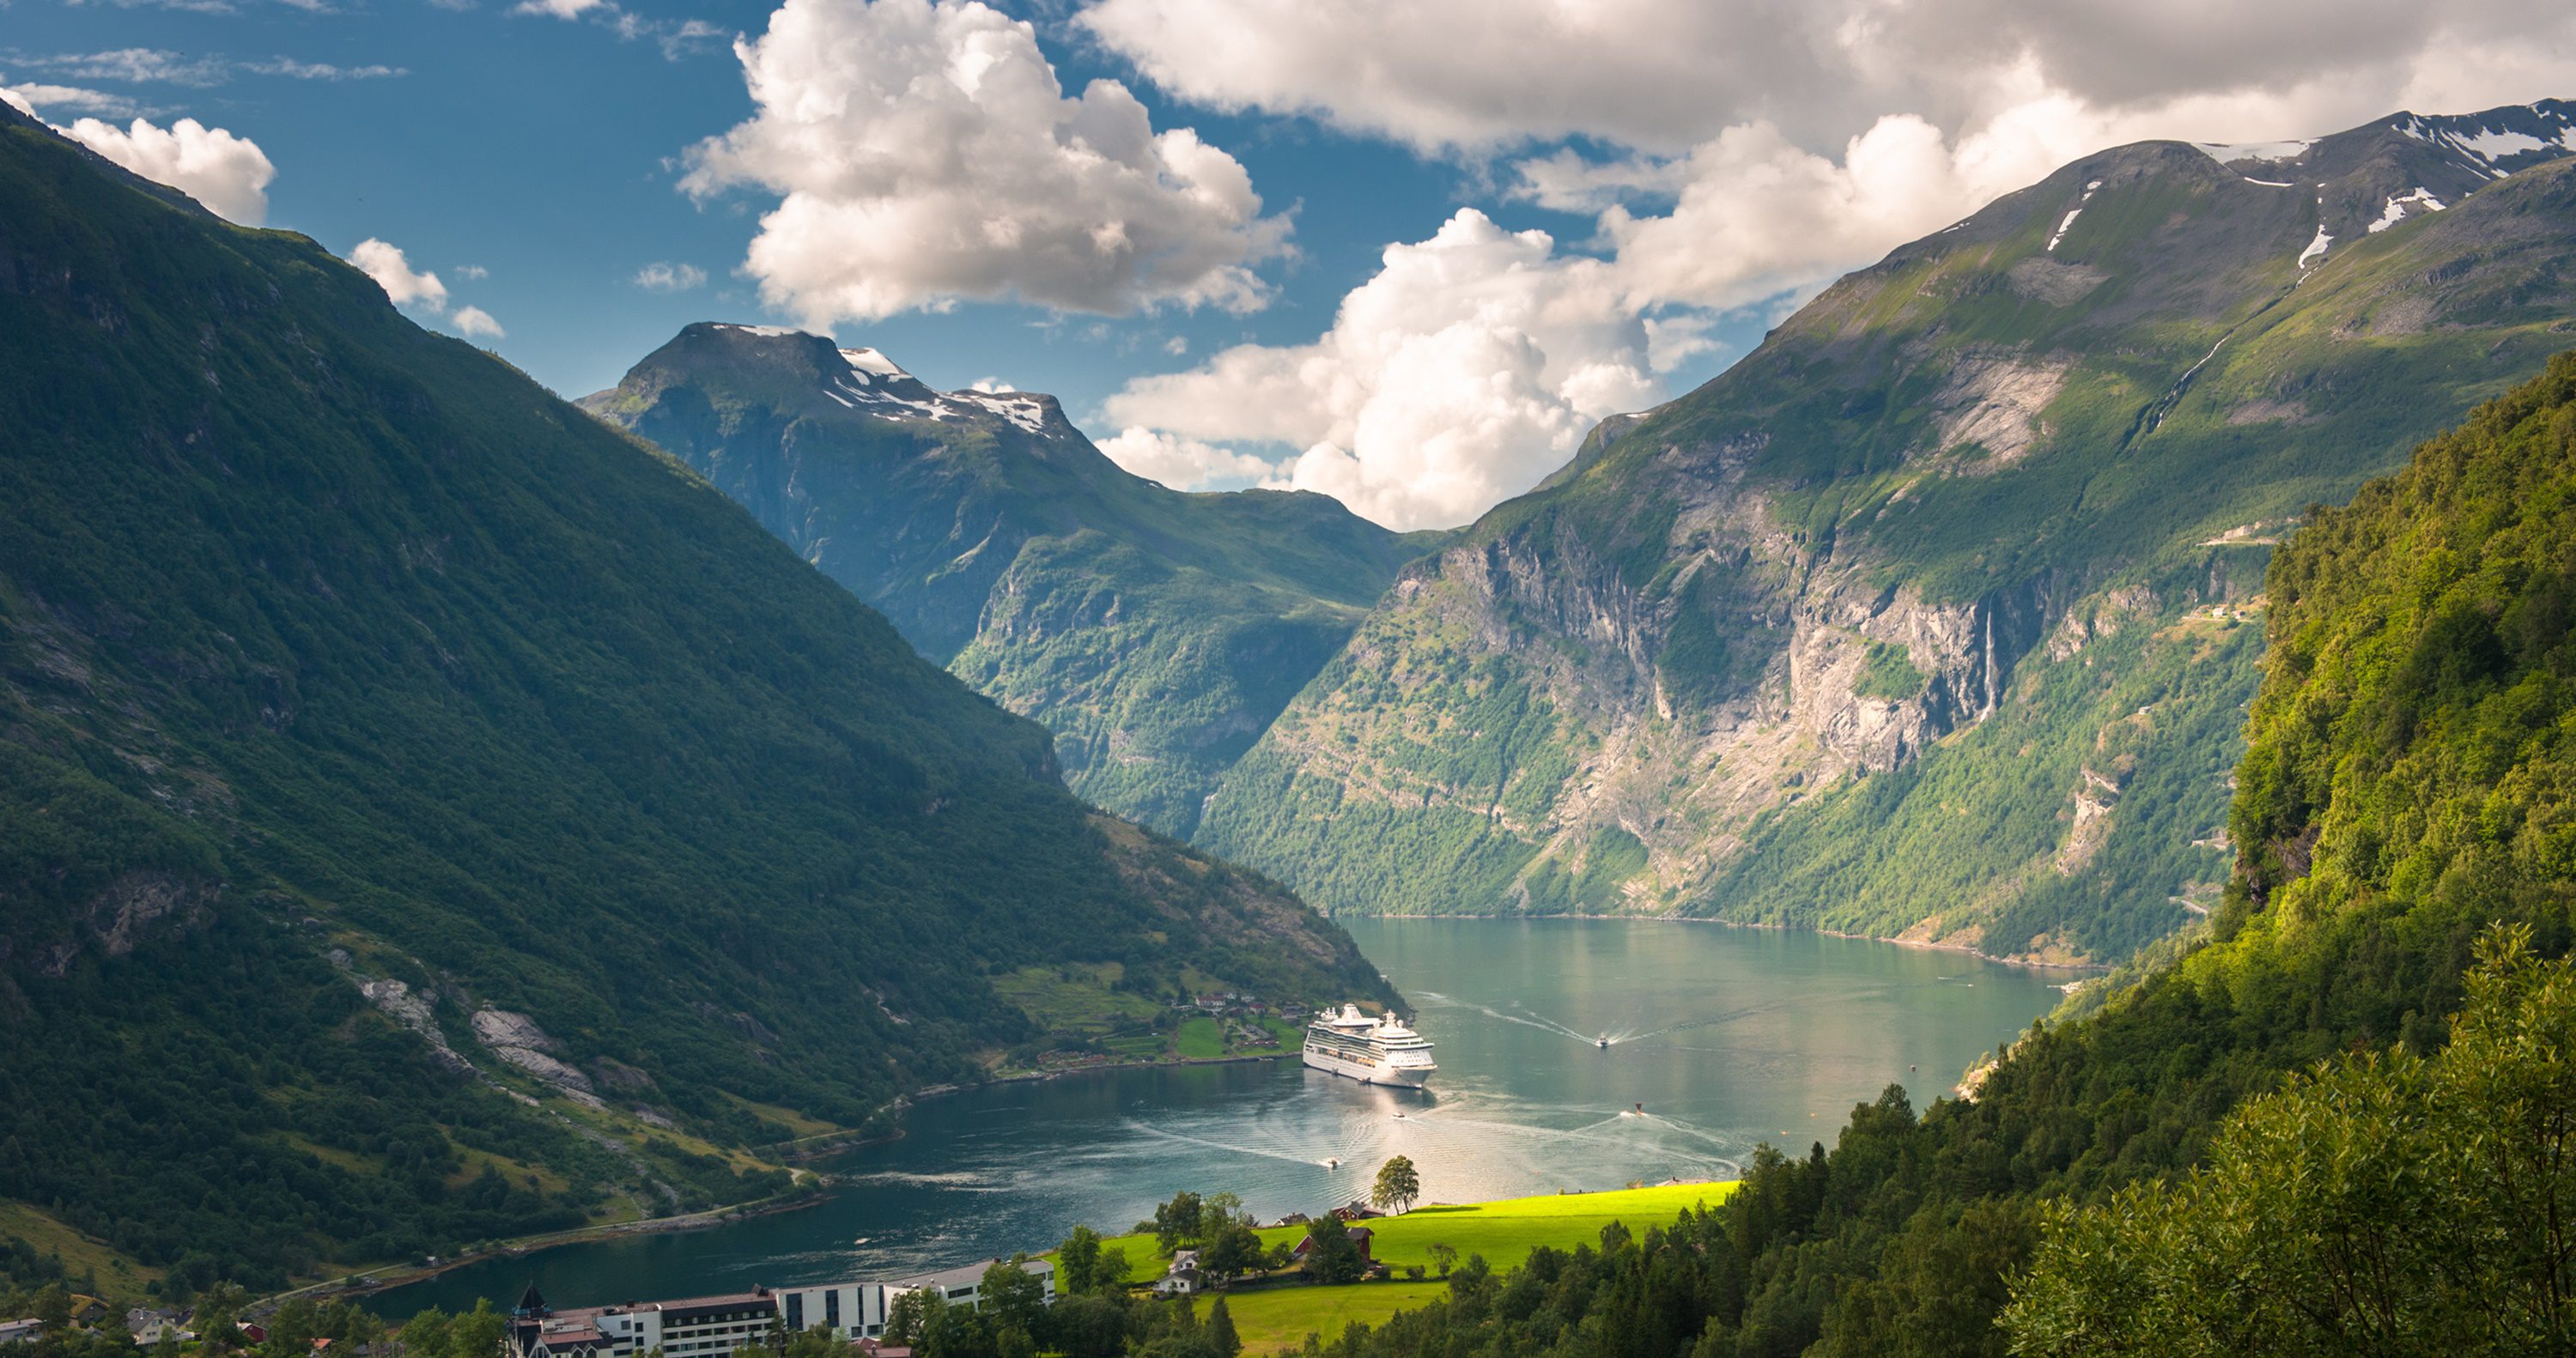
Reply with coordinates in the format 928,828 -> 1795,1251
1200,100 -> 2576,963
582,329 -> 1441,837
0,106 -> 1391,1294
1293,350 -> 2576,1358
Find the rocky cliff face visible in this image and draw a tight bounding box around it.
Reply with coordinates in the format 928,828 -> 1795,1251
1200,104 -> 2576,964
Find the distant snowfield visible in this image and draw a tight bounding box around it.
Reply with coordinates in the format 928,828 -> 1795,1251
2195,138 -> 2314,165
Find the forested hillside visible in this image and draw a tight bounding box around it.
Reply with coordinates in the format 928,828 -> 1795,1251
0,105 -> 1390,1297
584,326 -> 1442,837
1285,351 -> 2576,1355
1200,101 -> 2576,966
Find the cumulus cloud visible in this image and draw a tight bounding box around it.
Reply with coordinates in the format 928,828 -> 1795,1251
451,306 -> 506,339
1079,0 -> 2576,155
1106,209 -> 1686,530
349,239 -> 450,310
1096,427 -> 1274,489
514,0 -> 610,16
1077,0 -> 2576,531
633,261 -> 707,292
62,116 -> 274,223
679,0 -> 1290,325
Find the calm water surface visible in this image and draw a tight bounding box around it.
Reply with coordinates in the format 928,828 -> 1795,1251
375,918 -> 2058,1315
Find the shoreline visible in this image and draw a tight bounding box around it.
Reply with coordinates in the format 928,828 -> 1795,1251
271,1189 -> 832,1314
1349,912 -> 2113,973
328,1052 -> 1310,1313
322,915 -> 2048,1315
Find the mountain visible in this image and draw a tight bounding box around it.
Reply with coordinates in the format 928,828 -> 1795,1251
581,329 -> 1443,837
1197,100 -> 2576,964
0,103 -> 1391,1296
1289,349 -> 2576,1358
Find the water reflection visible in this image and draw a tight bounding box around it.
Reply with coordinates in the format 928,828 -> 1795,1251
373,919 -> 2059,1316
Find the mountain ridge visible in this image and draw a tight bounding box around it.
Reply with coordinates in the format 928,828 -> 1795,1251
0,101 -> 1390,1294
583,321 -> 1447,836
1195,99 -> 2576,965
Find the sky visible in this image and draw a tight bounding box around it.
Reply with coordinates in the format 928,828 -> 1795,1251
5,0 -> 2573,530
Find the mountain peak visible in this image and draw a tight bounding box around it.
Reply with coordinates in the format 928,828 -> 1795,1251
607,321 -> 1076,442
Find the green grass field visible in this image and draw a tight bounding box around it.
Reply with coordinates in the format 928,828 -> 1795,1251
1209,1282 -> 1450,1354
1176,1018 -> 1227,1059
1095,1180 -> 1737,1283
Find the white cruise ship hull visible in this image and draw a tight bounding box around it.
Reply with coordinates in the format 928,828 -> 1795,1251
1303,1045 -> 1432,1088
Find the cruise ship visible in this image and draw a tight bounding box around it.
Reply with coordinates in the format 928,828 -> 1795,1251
1303,1004 -> 1437,1088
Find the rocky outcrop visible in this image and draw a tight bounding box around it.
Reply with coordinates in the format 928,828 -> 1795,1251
472,1008 -> 601,1102
80,870 -> 216,957
360,977 -> 474,1074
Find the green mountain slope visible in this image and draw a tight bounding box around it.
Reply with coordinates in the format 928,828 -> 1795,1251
1285,349 -> 2576,1358
581,328 -> 1442,837
0,106 -> 1391,1294
1200,100 -> 2576,964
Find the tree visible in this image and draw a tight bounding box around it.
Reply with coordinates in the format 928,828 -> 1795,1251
1154,1192 -> 1206,1252
1370,1156 -> 1419,1216
1204,1299 -> 1240,1358
882,1291 -> 937,1348
1426,1243 -> 1458,1278
1093,1246 -> 1131,1294
446,1300 -> 507,1358
977,1263 -> 1047,1342
1057,1226 -> 1103,1295
1299,1216 -> 1363,1285
2006,924 -> 2576,1355
1199,1223 -> 1265,1281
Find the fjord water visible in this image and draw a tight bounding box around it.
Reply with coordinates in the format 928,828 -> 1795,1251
378,919 -> 2058,1315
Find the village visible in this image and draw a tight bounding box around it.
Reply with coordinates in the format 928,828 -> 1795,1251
0,1168 -> 1730,1358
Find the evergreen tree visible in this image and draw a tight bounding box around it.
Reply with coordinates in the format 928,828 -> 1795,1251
1204,1299 -> 1240,1358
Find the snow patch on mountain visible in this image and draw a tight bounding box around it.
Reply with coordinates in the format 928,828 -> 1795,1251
2195,139 -> 2312,167
2045,180 -> 2102,253
841,345 -> 908,379
2368,187 -> 2446,233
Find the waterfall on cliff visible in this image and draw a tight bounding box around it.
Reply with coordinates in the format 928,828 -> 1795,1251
1980,610 -> 1998,719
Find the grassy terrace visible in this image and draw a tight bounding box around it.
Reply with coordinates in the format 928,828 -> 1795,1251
1074,1183 -> 1737,1351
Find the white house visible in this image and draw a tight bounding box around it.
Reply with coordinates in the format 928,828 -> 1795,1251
1151,1250 -> 1204,1297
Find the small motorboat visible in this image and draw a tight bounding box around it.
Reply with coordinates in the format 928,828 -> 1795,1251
1323,1156 -> 1341,1168
1597,1035 -> 1610,1049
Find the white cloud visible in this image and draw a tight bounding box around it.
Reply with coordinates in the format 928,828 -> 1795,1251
62,116 -> 274,224
1096,427 -> 1275,489
240,58 -> 406,81
679,0 -> 1290,325
1105,209 -> 1672,530
1079,0 -> 2576,156
451,306 -> 506,339
349,239 -> 450,310
514,0 -> 609,16
0,82 -> 140,118
455,264 -> 490,280
34,49 -> 230,87
633,261 -> 708,291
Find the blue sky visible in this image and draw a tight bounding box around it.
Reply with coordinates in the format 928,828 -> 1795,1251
1,1 -> 1754,421
7,0 -> 2565,528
